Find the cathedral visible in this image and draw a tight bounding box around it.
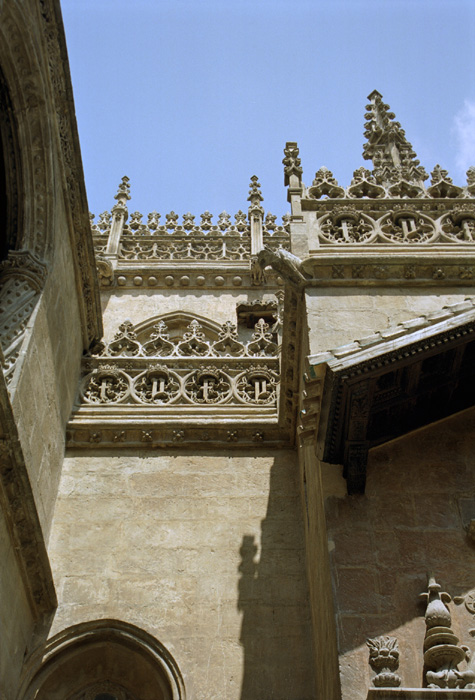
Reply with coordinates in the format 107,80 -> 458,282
1,1 -> 475,699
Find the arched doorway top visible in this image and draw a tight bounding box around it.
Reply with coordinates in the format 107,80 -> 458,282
18,619 -> 186,700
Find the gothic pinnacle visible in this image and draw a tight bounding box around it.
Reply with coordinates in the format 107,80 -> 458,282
362,91 -> 428,186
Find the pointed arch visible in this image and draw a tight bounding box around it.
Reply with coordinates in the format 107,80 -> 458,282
134,310 -> 224,342
17,620 -> 186,700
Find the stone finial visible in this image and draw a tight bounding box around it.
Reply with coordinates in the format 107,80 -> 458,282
362,91 -> 428,186
248,176 -> 264,215
114,175 -> 131,202
147,211 -> 160,230
431,164 -> 452,186
467,167 -> 475,194
308,167 -> 344,199
420,575 -> 475,689
427,165 -> 462,198
367,636 -> 401,688
111,176 -> 131,224
248,176 -> 264,254
283,141 -> 303,187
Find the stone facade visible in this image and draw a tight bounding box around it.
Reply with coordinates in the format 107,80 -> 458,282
1,4 -> 475,700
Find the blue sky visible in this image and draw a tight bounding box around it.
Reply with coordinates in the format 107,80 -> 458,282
61,0 -> 475,221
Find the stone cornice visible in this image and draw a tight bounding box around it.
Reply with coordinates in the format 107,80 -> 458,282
300,249 -> 475,287
67,420 -> 288,449
97,264 -> 285,291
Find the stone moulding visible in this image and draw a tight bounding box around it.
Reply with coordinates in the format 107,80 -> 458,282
66,422 -> 286,449
93,263 -> 285,290
367,690 -> 475,698
18,619 -> 186,700
299,249 -> 475,287
0,371 -> 56,618
38,0 -> 103,345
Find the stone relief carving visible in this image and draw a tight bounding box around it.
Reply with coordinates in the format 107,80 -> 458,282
367,636 -> 401,687
312,206 -> 475,245
80,363 -> 278,408
92,317 -> 278,359
0,250 -> 48,383
78,316 -> 280,410
420,575 -> 475,689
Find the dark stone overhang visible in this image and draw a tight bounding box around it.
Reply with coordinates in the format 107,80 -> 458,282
310,300 -> 475,494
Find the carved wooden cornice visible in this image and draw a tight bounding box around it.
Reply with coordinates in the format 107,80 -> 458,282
300,299 -> 475,494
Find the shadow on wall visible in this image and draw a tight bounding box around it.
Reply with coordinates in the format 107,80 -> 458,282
237,456 -> 316,700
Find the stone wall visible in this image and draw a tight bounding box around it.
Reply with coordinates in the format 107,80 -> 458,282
324,407 -> 475,699
0,504 -> 35,698
305,288 -> 473,356
100,288 -> 279,339
48,449 -> 315,700
10,245 -> 84,540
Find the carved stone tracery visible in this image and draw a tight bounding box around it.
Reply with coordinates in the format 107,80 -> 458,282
78,315 -> 280,410
0,249 -> 48,383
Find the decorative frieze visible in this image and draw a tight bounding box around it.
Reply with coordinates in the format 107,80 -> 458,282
99,269 -> 284,290
311,206 -> 475,246
80,362 -> 278,408
74,315 -> 279,420
91,176 -> 290,269
67,423 -> 286,449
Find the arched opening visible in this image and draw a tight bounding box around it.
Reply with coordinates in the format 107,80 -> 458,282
18,620 -> 185,700
0,62 -> 20,262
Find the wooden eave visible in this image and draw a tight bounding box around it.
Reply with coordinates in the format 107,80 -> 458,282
308,300 -> 475,494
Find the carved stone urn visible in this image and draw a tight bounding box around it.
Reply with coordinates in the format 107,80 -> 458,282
367,636 -> 401,687
420,575 -> 475,689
